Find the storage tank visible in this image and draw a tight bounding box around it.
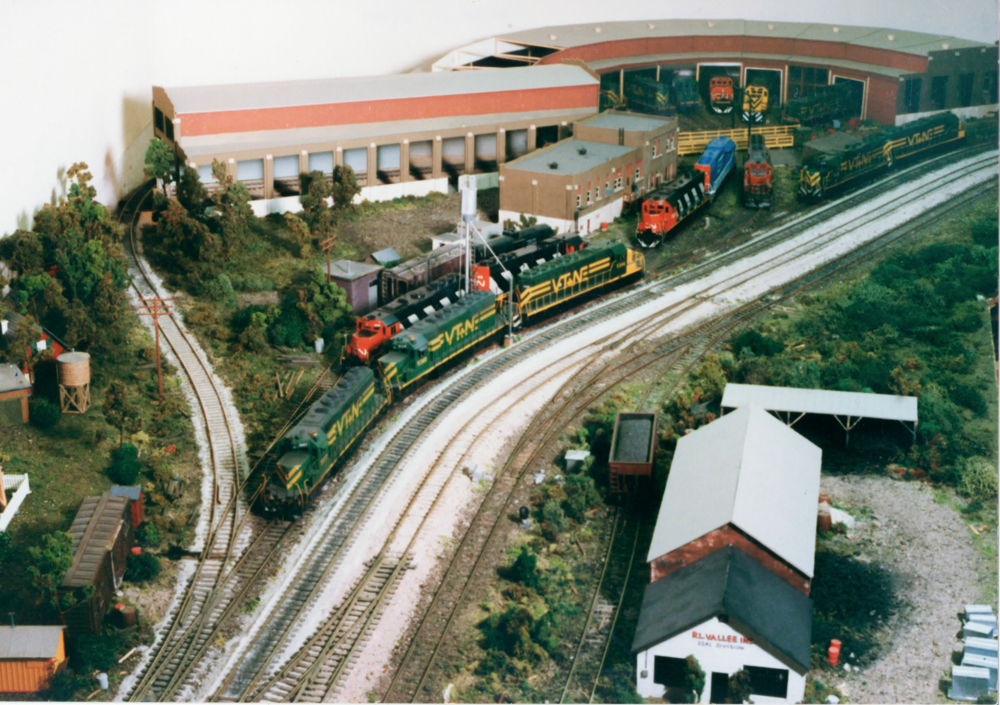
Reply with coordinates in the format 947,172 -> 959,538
57,352 -> 91,414
57,352 -> 91,387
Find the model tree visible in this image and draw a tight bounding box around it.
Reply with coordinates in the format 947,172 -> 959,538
331,164 -> 360,210
177,164 -> 209,216
210,160 -> 255,257
26,532 -> 75,611
144,137 -> 176,192
103,379 -> 141,447
724,669 -> 753,704
682,656 -> 706,703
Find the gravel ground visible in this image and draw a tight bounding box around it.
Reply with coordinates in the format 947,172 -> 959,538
820,475 -> 991,704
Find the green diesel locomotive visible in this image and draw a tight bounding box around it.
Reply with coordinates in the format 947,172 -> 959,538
265,367 -> 387,515
798,111 -> 965,200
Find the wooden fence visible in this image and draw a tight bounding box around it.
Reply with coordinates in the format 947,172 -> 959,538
678,125 -> 796,155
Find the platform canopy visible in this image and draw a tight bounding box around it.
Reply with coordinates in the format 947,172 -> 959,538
721,383 -> 918,444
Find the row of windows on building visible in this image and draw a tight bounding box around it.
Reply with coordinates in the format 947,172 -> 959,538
575,170 -> 638,208
193,130 -> 540,185
903,71 -> 999,113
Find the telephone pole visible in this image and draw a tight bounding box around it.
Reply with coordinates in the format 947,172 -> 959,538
320,234 -> 338,284
137,297 -> 173,404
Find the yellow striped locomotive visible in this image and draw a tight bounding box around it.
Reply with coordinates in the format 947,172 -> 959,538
264,367 -> 388,515
261,241 -> 644,514
798,112 -> 965,201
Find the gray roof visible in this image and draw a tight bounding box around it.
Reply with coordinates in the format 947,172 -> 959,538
163,64 -> 597,115
497,19 -> 985,55
503,139 -> 633,176
371,248 -> 402,265
631,546 -> 812,673
62,493 -> 130,589
178,107 -> 598,158
579,111 -> 674,133
721,383 -> 919,423
109,485 -> 142,501
647,405 -> 821,577
0,626 -> 63,659
0,363 -> 30,395
328,260 -> 382,282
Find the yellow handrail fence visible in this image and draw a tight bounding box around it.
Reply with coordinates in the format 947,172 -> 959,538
678,125 -> 797,155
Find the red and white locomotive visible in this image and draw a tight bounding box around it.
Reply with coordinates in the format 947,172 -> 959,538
742,133 -> 773,208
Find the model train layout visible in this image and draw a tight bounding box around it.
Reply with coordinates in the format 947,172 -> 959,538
264,238 -> 644,514
743,133 -> 773,208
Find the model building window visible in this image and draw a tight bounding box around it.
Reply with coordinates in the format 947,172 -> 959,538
165,119 -> 174,142
653,656 -> 687,688
788,65 -> 829,99
634,168 -> 641,181
614,176 -> 623,191
576,194 -> 582,208
652,142 -> 659,158
746,666 -> 788,698
959,73 -> 975,107
309,151 -> 334,174
586,190 -> 592,204
930,76 -> 948,110
154,107 -> 164,134
904,78 -> 922,113
983,71 -> 998,104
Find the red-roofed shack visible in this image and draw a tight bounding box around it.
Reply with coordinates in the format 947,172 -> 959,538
0,625 -> 67,692
59,493 -> 134,634
0,363 -> 31,425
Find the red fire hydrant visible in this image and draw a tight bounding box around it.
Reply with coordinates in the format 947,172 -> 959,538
828,639 -> 842,667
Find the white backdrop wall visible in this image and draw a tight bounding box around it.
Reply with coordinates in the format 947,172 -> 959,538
0,0 -> 996,237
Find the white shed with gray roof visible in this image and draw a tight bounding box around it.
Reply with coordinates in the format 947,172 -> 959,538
647,404 -> 821,578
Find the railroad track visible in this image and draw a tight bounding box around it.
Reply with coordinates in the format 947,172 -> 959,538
115,184 -> 337,702
378,151 -> 998,702
189,148 -> 992,701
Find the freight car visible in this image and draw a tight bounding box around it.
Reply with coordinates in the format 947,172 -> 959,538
741,85 -> 769,123
709,76 -> 734,114
636,137 -> 736,248
624,76 -> 674,116
798,111 -> 965,201
743,133 -> 773,208
783,82 -> 853,125
347,274 -> 464,364
264,367 -> 388,515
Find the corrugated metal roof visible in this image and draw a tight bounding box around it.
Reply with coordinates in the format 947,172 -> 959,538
328,260 -> 382,281
0,363 -> 30,394
503,139 -> 633,175
61,493 -> 129,589
371,248 -> 402,265
496,20 -> 984,55
578,111 -> 673,132
163,64 -> 597,115
721,383 -> 919,423
630,546 -> 812,672
647,405 -> 821,577
109,486 -> 142,501
0,626 -> 63,659
178,107 -> 598,158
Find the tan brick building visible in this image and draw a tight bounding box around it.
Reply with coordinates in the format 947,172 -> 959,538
498,110 -> 678,234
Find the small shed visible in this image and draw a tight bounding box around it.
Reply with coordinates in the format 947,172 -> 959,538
59,493 -> 134,634
1,312 -> 66,365
0,625 -> 67,693
327,260 -> 382,315
0,364 -> 31,426
608,412 -> 658,493
370,247 -> 402,267
110,485 -> 144,528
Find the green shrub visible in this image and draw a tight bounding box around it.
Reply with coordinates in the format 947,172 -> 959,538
563,474 -> 600,521
950,384 -> 987,416
506,547 -> 541,592
30,398 -> 61,429
951,301 -> 984,332
730,330 -> 783,357
0,532 -> 15,564
45,669 -> 90,701
137,523 -> 161,548
125,552 -> 161,582
109,443 -> 141,485
725,668 -> 753,704
682,655 -> 706,703
70,630 -> 125,671
541,500 -> 569,535
959,457 -> 999,503
971,216 -> 998,248
204,273 -> 236,304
